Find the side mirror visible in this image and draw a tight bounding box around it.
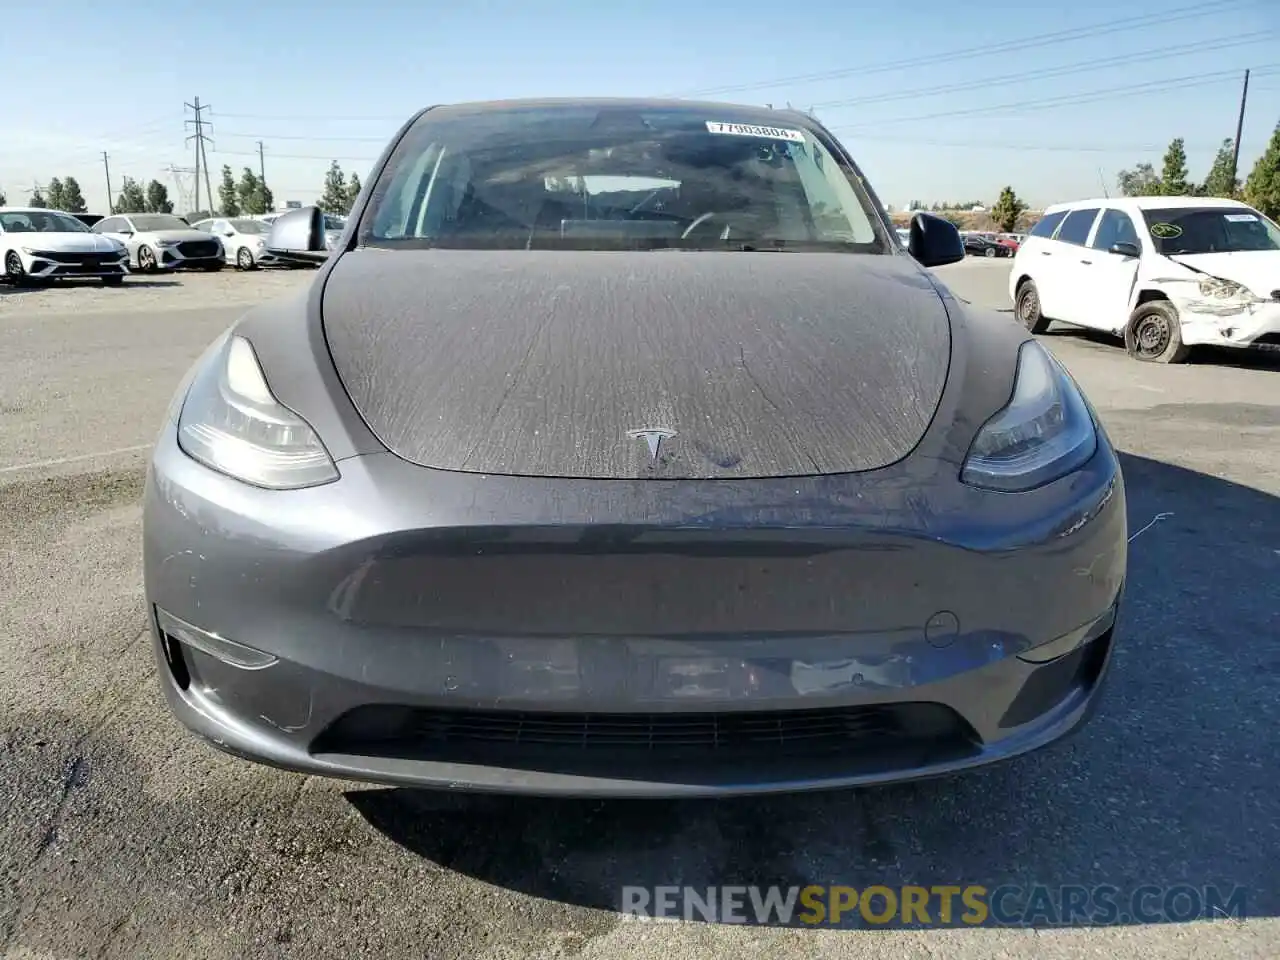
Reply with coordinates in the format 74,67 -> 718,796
265,205 -> 329,263
908,212 -> 965,268
1109,241 -> 1140,258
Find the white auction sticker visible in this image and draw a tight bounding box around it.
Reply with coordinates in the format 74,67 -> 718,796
705,121 -> 806,143
1224,213 -> 1259,222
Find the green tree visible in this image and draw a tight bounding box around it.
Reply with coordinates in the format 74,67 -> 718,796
218,165 -> 240,216
46,178 -> 67,210
29,186 -> 46,207
1200,139 -> 1238,198
116,177 -> 147,213
145,180 -> 173,214
61,177 -> 88,213
1159,138 -> 1190,196
990,186 -> 1028,232
318,161 -> 348,212
1117,162 -> 1162,197
1243,119 -> 1280,220
0,188 -> 5,205
344,172 -> 362,213
236,168 -> 274,215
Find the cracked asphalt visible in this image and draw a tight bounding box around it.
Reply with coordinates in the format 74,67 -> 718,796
1,261 -> 1277,959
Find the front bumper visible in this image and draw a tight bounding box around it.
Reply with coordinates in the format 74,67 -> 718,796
17,249 -> 129,279
146,243 -> 224,270
144,430 -> 1127,798
1177,298 -> 1280,349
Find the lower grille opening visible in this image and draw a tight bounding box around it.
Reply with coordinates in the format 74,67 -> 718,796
311,702 -> 979,781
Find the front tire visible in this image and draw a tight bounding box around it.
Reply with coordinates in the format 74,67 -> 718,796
4,250 -> 28,285
1015,279 -> 1051,335
1125,300 -> 1190,364
236,247 -> 256,270
137,245 -> 157,273
984,246 -> 996,258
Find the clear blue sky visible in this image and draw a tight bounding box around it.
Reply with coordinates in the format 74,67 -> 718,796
1,0 -> 1277,213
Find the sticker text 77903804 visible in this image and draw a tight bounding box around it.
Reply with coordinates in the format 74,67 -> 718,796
705,121 -> 807,143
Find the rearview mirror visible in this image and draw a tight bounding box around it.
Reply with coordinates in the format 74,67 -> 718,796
908,212 -> 965,268
265,205 -> 329,263
1109,241 -> 1140,258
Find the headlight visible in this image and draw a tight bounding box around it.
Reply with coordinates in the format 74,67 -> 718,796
177,335 -> 339,489
1197,277 -> 1259,302
156,239 -> 180,248
19,246 -> 37,255
960,340 -> 1097,492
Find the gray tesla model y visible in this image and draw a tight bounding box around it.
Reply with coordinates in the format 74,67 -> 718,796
142,99 -> 1127,798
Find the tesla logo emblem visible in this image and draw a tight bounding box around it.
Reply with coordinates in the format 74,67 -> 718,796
627,428 -> 676,461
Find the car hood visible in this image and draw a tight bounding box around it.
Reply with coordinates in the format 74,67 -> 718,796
1160,250 -> 1280,298
145,229 -> 216,243
9,232 -> 123,253
321,250 -> 953,480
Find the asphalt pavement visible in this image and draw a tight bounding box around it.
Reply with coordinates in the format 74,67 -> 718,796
1,260 -> 1277,959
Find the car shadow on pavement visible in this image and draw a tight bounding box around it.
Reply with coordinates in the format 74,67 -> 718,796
348,451 -> 1279,931
1045,324 -> 1280,371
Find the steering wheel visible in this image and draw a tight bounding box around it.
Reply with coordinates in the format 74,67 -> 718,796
681,211 -> 721,240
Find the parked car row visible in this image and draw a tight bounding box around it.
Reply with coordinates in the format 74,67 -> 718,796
0,206 -> 329,286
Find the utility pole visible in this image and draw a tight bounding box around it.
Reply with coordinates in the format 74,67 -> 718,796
1229,69 -> 1250,190
185,96 -> 215,214
102,152 -> 114,214
257,140 -> 268,212
1098,167 -> 1110,198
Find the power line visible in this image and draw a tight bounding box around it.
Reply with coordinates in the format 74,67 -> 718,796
214,148 -> 377,163
831,64 -> 1280,131
844,132 -> 1269,155
809,32 -> 1273,113
217,130 -> 388,143
665,0 -> 1253,97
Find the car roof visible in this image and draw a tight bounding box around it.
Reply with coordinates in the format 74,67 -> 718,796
1042,195 -> 1253,215
425,96 -> 814,127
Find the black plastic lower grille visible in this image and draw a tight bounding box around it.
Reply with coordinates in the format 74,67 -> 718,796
30,250 -> 118,266
313,701 -> 971,764
178,240 -> 219,258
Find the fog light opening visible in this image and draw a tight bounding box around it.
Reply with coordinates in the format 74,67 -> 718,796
161,629 -> 192,691
154,607 -> 278,671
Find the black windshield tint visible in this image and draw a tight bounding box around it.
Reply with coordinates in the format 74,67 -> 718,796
1141,207 -> 1280,254
363,104 -> 886,253
130,214 -> 189,231
0,211 -> 90,233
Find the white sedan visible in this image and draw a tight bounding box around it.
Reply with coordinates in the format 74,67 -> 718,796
191,217 -> 281,270
0,207 -> 130,285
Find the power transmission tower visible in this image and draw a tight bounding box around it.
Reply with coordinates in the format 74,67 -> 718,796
184,97 -> 216,213
102,153 -> 114,214
166,164 -> 197,214
1229,69 -> 1250,188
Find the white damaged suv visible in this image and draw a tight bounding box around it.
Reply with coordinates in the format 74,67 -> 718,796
1010,196 -> 1280,363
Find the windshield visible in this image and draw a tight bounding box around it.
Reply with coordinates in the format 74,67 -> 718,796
230,218 -> 269,234
364,104 -> 885,252
130,214 -> 190,231
1141,206 -> 1280,255
0,210 -> 91,233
